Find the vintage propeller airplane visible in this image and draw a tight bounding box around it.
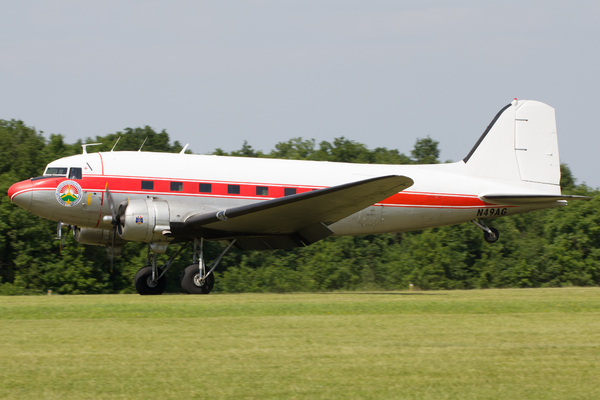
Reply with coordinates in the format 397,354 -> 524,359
7,99 -> 590,295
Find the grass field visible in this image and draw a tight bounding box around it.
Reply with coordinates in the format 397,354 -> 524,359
1,288 -> 599,399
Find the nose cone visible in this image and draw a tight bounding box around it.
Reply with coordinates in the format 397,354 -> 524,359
8,180 -> 33,211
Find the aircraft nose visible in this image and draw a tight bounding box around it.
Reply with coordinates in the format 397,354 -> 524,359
8,179 -> 33,211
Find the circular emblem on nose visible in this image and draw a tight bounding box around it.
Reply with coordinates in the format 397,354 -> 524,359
56,180 -> 83,206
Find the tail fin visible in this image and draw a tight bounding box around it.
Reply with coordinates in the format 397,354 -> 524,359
463,99 -> 560,187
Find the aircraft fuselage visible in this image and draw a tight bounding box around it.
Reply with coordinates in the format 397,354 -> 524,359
8,150 -> 562,239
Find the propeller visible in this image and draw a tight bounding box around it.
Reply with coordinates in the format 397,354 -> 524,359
104,186 -> 126,273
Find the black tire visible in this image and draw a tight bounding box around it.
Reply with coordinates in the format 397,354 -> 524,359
181,264 -> 214,294
134,266 -> 167,295
484,227 -> 500,243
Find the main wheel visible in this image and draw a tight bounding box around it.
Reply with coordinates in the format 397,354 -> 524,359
181,264 -> 215,294
134,266 -> 167,295
483,227 -> 500,243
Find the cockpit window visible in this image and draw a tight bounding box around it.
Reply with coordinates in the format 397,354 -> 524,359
68,167 -> 82,180
44,167 -> 68,176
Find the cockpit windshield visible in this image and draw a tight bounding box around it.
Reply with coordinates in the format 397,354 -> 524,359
68,167 -> 82,180
44,167 -> 68,176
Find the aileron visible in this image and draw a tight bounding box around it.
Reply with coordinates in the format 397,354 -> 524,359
480,194 -> 592,206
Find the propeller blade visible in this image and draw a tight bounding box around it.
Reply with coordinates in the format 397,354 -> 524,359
105,186 -> 117,222
105,185 -> 119,273
110,225 -> 116,273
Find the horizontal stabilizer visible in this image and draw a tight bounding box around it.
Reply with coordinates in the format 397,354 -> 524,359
480,194 -> 592,206
185,175 -> 413,235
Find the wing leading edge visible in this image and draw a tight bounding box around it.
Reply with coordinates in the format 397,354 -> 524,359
184,175 -> 413,250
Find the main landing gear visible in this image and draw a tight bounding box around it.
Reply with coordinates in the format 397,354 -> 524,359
134,266 -> 167,295
180,238 -> 236,294
133,238 -> 236,295
471,219 -> 499,243
134,242 -> 189,295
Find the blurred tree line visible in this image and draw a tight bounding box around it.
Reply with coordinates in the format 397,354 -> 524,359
0,119 -> 598,295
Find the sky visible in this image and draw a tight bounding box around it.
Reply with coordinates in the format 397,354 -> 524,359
1,1 -> 599,187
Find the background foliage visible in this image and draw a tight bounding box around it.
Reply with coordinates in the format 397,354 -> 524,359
0,120 -> 597,295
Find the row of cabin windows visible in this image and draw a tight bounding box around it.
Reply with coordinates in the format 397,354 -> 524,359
38,168 -> 301,197
141,181 -> 298,196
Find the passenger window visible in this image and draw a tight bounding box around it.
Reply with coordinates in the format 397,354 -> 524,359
142,181 -> 154,190
256,186 -> 269,196
170,182 -> 183,191
68,167 -> 82,180
228,185 -> 240,195
284,188 -> 296,196
199,183 -> 212,193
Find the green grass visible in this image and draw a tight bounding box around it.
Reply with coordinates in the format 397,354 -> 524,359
1,288 -> 599,399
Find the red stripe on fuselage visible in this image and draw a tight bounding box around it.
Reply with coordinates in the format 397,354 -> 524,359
24,175 -> 495,209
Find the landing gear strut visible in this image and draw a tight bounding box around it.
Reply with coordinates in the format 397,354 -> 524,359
180,238 -> 236,294
132,238 -> 236,295
471,219 -> 500,243
134,242 -> 189,295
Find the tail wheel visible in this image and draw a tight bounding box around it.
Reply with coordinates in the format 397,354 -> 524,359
484,227 -> 500,243
181,264 -> 215,294
134,266 -> 167,295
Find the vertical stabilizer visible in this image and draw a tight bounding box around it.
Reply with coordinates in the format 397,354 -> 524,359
514,101 -> 559,184
463,100 -> 560,186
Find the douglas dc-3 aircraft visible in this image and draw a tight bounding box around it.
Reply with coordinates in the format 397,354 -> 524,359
8,99 -> 590,295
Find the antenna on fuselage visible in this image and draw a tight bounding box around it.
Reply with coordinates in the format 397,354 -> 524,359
110,137 -> 121,152
179,143 -> 189,154
138,137 -> 148,152
81,143 -> 102,154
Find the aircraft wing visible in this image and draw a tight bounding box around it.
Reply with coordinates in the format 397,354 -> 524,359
480,194 -> 592,206
184,175 -> 413,249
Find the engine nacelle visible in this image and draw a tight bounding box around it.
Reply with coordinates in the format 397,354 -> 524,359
74,227 -> 126,256
74,227 -> 127,246
118,198 -> 172,246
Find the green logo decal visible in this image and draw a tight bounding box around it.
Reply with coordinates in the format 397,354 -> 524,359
55,180 -> 83,207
